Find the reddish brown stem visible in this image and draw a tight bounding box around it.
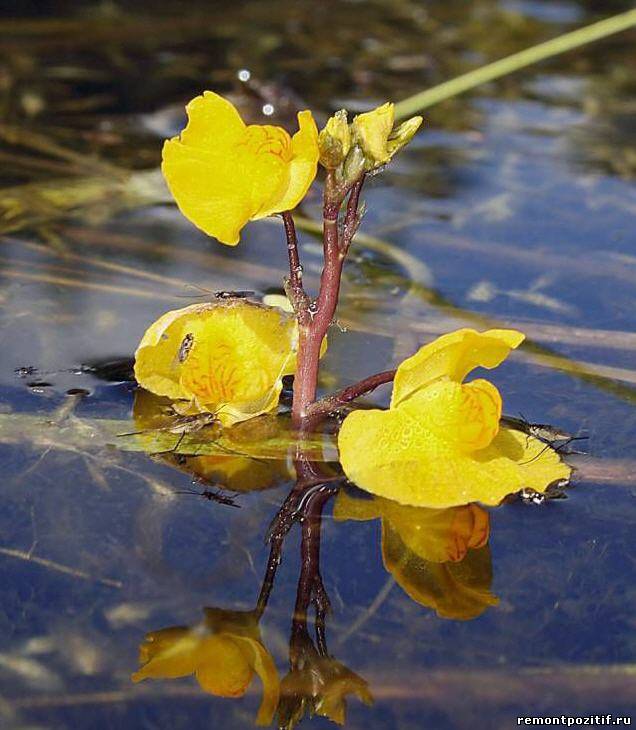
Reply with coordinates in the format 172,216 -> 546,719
306,368 -> 396,422
281,211 -> 310,324
290,175 -> 365,427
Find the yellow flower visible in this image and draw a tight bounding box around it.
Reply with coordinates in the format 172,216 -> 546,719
333,492 -> 497,620
132,608 -> 280,726
162,91 -> 319,245
352,102 -> 422,168
134,299 -> 298,426
337,328 -> 572,508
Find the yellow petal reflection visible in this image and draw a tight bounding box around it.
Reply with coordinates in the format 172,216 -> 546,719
384,526 -> 497,620
162,91 -> 318,245
338,328 -> 571,508
134,299 -> 298,427
132,609 -> 279,726
334,493 -> 497,620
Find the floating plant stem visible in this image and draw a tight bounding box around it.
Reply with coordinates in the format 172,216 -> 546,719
394,8 -> 636,119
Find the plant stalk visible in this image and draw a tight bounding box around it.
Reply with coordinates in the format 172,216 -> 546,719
290,174 -> 364,427
394,8 -> 636,120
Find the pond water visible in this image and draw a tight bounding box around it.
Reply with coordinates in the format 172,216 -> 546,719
0,1 -> 635,728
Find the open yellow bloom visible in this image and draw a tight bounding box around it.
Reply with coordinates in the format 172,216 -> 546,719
134,299 -> 298,426
352,102 -> 422,168
334,492 -> 497,620
162,91 -> 319,245
132,609 -> 279,726
338,328 -> 572,508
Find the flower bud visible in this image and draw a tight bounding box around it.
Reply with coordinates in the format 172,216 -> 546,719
318,110 -> 351,169
342,144 -> 366,184
387,116 -> 423,156
352,102 -> 395,168
352,102 -> 422,170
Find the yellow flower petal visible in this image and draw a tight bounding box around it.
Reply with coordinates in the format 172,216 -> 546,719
399,379 -> 502,452
133,302 -> 207,401
338,328 -> 569,507
338,407 -> 571,508
391,328 -> 525,408
132,610 -> 279,726
179,91 -> 245,148
258,110 -> 319,217
134,300 -> 298,426
162,138 -> 255,245
161,92 -> 319,245
317,671 -> 373,725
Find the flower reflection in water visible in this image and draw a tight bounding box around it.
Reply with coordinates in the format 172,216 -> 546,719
128,398 -> 567,726
334,492 -> 498,620
132,608 -> 280,725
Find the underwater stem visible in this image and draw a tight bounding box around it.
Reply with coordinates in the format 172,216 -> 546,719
255,533 -> 285,620
291,485 -> 334,640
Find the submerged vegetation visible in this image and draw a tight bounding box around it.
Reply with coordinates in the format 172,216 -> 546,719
1,2 -> 636,729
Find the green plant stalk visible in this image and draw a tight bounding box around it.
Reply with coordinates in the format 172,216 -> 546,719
394,8 -> 636,120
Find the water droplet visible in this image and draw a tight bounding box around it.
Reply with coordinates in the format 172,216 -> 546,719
237,68 -> 251,82
262,103 -> 275,116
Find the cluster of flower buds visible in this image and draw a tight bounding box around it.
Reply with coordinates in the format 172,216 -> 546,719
318,102 -> 423,185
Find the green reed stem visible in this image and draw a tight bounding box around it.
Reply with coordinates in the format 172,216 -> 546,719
394,8 -> 636,120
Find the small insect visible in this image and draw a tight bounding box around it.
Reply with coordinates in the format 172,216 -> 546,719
214,290 -> 255,299
174,284 -> 256,303
501,413 -> 573,443
118,411 -> 221,454
177,332 -> 194,363
174,487 -> 240,508
504,413 -> 588,466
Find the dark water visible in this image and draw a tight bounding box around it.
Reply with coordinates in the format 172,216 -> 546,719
0,1 -> 635,728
